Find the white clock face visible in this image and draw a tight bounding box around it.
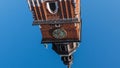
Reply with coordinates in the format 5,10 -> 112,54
52,28 -> 67,39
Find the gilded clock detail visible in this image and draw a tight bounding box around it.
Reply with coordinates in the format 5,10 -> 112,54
52,28 -> 67,39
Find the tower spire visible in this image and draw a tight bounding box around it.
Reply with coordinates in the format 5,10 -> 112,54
68,64 -> 71,68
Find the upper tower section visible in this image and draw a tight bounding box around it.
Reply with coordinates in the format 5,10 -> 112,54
27,0 -> 81,25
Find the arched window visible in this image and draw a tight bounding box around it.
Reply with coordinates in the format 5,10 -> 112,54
46,2 -> 58,14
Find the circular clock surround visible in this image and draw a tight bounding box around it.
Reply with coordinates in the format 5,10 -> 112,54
52,28 -> 67,39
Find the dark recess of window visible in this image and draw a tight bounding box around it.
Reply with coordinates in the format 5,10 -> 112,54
61,45 -> 66,51
70,43 -> 74,49
49,2 -> 56,12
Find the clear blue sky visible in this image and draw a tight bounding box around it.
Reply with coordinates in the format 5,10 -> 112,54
0,0 -> 120,68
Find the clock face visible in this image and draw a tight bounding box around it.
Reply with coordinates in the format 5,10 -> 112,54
52,28 -> 67,39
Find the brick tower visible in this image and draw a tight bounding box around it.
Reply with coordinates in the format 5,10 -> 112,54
27,0 -> 81,68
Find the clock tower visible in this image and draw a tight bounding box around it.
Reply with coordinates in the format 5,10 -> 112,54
27,0 -> 81,68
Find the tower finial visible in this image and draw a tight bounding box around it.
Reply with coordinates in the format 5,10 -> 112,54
68,64 -> 71,68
